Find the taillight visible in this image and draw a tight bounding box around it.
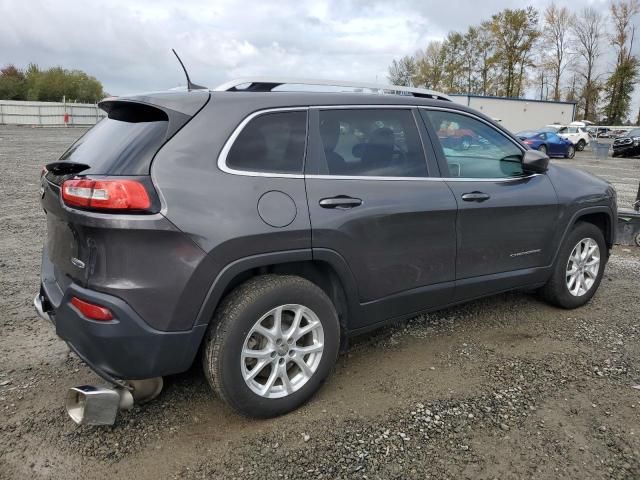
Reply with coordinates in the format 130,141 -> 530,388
523,140 -> 533,145
62,178 -> 151,211
71,296 -> 114,321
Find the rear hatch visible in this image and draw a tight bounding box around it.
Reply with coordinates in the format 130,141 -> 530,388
41,90 -> 209,291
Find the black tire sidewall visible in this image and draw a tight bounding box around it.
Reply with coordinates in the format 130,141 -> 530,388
539,145 -> 547,154
213,277 -> 340,418
566,146 -> 575,158
550,223 -> 606,308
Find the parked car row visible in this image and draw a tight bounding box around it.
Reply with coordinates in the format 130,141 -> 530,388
516,129 -> 576,158
544,122 -> 590,151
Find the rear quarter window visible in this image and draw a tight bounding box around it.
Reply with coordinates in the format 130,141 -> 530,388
225,111 -> 307,174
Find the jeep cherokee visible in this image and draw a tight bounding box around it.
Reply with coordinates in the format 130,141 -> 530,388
35,78 -> 617,421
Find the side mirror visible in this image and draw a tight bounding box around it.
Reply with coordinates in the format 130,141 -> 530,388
522,149 -> 549,173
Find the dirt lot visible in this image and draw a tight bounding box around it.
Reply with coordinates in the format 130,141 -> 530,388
1,125 -> 639,480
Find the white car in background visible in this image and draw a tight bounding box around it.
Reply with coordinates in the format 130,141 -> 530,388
544,122 -> 590,151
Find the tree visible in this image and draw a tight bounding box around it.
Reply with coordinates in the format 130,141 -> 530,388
0,65 -> 26,100
387,56 -> 418,86
414,41 -> 445,90
476,22 -> 498,96
490,7 -> 540,97
541,4 -> 573,101
571,8 -> 605,121
441,32 -> 466,93
0,64 -> 105,103
603,0 -> 640,124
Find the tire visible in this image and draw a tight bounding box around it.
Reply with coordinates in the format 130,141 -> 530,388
202,274 -> 340,418
576,140 -> 586,151
565,145 -> 576,159
538,144 -> 547,155
539,222 -> 606,309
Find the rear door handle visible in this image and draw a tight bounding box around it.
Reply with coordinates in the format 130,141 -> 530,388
461,192 -> 491,202
319,196 -> 363,209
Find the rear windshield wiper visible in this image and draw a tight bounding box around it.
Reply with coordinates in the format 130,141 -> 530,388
45,161 -> 91,176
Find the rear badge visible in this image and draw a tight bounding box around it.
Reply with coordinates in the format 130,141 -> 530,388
71,257 -> 86,269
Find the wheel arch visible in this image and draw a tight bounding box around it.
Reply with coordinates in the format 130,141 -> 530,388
553,207 -> 615,264
194,249 -> 361,344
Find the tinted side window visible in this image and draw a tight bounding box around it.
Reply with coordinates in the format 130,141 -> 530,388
317,109 -> 427,177
423,110 -> 524,179
226,111 -> 307,174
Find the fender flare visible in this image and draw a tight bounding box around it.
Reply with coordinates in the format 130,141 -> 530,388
551,206 -> 615,265
193,248 -> 361,329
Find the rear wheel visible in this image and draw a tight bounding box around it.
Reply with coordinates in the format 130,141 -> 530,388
576,139 -> 586,151
202,275 -> 340,418
538,144 -> 547,155
540,222 -> 606,309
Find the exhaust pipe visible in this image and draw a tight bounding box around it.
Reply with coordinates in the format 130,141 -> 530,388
65,378 -> 162,425
65,385 -> 134,425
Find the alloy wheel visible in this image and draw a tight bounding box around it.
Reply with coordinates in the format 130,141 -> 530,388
241,304 -> 324,399
565,237 -> 600,297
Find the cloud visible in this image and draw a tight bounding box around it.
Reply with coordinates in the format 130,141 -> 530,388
0,0 -> 627,101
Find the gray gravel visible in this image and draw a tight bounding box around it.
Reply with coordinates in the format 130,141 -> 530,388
0,126 -> 639,480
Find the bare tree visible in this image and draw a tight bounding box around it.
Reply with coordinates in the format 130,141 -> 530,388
387,56 -> 418,86
541,4 -> 573,101
571,8 -> 604,121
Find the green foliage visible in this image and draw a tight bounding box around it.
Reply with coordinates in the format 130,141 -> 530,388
602,0 -> 639,124
389,6 -> 539,98
0,65 -> 26,100
0,64 -> 105,103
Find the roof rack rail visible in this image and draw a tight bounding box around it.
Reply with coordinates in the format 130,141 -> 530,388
212,77 -> 451,101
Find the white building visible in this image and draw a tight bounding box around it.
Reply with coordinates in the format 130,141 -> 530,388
451,94 -> 577,134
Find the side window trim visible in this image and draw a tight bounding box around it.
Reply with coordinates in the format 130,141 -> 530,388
419,107 -> 532,181
217,107 -> 308,179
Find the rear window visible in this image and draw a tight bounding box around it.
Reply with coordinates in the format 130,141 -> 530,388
58,102 -> 169,175
225,111 -> 307,174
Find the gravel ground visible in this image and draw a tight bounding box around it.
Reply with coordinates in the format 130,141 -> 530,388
0,126 -> 639,480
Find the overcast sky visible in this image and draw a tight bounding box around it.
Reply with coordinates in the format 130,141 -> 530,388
0,0 -> 624,100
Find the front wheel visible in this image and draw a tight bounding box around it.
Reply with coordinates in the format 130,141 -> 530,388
565,145 -> 576,159
576,139 -> 586,151
539,222 -> 606,309
202,275 -> 340,418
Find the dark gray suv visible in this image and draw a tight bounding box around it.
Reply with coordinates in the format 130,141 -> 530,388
35,79 -> 617,423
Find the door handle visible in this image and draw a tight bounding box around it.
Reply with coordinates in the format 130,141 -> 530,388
461,192 -> 491,202
319,196 -> 363,209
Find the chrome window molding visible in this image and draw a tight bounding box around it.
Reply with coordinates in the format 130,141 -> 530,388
305,174 -> 539,182
217,104 -> 533,183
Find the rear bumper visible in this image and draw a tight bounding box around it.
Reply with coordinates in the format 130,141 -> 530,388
36,261 -> 207,380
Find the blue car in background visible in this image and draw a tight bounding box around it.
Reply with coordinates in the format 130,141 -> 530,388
517,130 -> 576,158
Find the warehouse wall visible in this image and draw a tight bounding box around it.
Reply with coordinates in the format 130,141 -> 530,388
0,100 -> 105,126
451,95 -> 576,134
